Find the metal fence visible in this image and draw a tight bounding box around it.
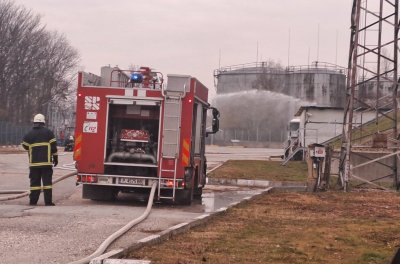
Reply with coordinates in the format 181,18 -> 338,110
0,121 -> 31,145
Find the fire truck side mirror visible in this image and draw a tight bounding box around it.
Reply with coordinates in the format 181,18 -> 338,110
207,107 -> 220,137
212,118 -> 219,132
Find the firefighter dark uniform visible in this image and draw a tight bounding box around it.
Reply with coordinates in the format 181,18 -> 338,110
22,114 -> 58,206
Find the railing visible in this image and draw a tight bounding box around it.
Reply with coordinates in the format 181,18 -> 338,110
286,61 -> 346,74
282,134 -> 305,165
214,61 -> 286,77
282,127 -> 324,164
109,68 -> 164,89
214,61 -> 347,78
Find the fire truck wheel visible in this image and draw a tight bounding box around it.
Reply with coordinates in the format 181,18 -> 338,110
193,187 -> 202,199
82,185 -> 118,201
175,189 -> 193,205
193,169 -> 203,199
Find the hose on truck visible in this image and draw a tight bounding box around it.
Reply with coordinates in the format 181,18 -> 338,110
69,181 -> 158,264
0,171 -> 77,201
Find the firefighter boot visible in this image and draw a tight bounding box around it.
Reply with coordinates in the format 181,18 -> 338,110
29,190 -> 40,205
44,188 -> 54,206
42,169 -> 54,206
29,182 -> 41,205
29,169 -> 42,205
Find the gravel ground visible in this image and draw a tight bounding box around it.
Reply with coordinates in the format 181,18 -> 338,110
0,187 -> 261,263
0,146 -> 275,263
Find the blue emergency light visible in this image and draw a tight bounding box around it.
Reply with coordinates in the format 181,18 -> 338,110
130,73 -> 143,83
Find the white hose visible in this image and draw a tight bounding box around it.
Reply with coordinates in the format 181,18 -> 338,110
69,181 -> 158,264
52,171 -> 77,184
0,171 -> 77,201
0,190 -> 30,201
56,162 -> 77,171
1,170 -> 157,264
0,190 -> 27,194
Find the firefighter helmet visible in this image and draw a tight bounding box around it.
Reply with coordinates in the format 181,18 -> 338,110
33,114 -> 45,123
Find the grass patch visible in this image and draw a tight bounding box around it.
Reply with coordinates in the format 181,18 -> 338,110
128,191 -> 400,264
359,251 -> 386,263
328,110 -> 398,149
207,160 -> 307,182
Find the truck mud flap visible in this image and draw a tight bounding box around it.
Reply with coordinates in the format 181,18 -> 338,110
175,189 -> 193,205
82,185 -> 118,201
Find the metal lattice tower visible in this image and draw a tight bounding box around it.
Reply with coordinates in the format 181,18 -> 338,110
339,0 -> 400,191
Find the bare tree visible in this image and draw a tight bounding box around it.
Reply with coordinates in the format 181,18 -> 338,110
0,0 -> 79,123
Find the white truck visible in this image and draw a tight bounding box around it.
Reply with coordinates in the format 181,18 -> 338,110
282,106 -> 375,163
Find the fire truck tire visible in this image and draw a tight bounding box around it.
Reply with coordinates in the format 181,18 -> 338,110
175,189 -> 193,205
82,185 -> 118,201
193,168 -> 203,199
193,187 -> 202,198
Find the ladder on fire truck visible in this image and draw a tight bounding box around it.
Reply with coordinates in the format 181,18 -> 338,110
159,75 -> 189,200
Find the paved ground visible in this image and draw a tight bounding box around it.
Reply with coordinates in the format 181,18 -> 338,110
0,146 -> 282,263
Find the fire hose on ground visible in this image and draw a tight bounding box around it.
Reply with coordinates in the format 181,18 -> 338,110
69,181 -> 157,264
0,171 -> 77,201
0,170 -> 158,264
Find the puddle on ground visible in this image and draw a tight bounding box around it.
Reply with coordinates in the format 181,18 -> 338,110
180,186 -> 265,213
106,185 -> 265,213
201,187 -> 264,213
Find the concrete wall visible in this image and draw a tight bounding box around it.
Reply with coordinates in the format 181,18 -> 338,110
330,151 -> 396,186
351,152 -> 395,183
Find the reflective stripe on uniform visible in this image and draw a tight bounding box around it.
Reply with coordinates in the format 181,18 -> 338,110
30,162 -> 53,167
28,142 -> 51,165
30,185 -> 52,191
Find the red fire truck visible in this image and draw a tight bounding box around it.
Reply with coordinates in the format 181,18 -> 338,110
73,66 -> 219,204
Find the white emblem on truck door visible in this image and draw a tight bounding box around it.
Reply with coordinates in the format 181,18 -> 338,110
85,96 -> 100,110
86,112 -> 97,120
83,121 -> 98,133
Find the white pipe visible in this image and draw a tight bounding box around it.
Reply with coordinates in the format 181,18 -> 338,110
0,171 -> 77,201
68,181 -> 157,264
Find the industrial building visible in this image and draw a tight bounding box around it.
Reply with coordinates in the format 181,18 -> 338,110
212,61 -> 347,145
214,61 -> 346,107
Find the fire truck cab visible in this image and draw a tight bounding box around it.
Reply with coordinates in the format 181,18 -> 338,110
74,66 -> 219,204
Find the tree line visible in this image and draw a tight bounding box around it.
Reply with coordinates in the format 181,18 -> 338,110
0,0 -> 79,124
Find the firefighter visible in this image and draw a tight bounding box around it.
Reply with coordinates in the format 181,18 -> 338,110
21,114 -> 58,206
64,135 -> 74,151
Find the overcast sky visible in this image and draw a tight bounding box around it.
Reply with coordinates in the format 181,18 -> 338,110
13,0 -> 352,95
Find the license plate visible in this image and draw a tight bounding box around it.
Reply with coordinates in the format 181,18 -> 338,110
118,178 -> 145,185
